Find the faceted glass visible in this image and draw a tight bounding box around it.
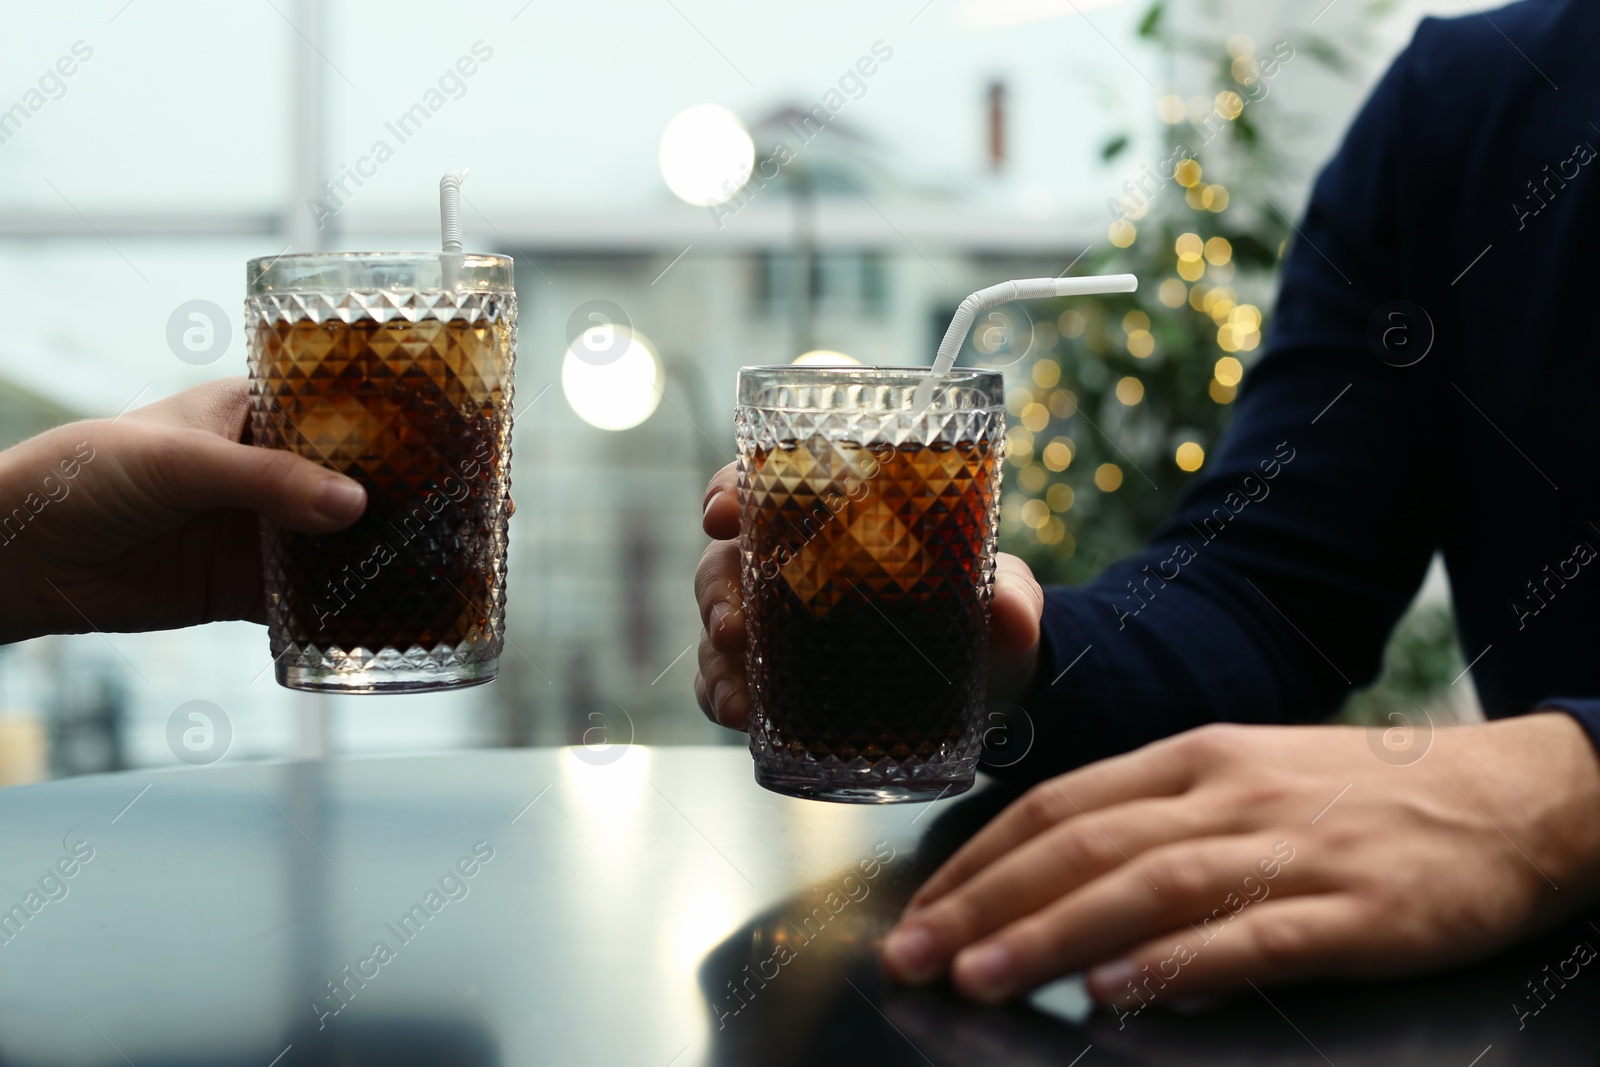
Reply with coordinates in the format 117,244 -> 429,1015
246,252 -> 516,693
736,366 -> 1004,802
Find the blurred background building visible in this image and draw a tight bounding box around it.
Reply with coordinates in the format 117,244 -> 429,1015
0,0 -> 1480,780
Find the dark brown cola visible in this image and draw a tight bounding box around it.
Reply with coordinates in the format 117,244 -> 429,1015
741,437 -> 998,766
251,316 -> 512,662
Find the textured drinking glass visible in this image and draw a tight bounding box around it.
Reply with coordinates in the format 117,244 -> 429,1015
246,252 -> 516,693
736,366 -> 1004,802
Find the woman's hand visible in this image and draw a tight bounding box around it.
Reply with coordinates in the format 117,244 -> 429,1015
0,378 -> 365,644
883,714 -> 1600,1011
692,460 -> 1045,729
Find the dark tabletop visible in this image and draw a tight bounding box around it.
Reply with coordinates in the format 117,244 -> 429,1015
0,746 -> 1595,1066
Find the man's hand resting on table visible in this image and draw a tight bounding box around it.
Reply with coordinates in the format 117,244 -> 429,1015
692,465 -> 1600,1008
0,378 -> 366,644
886,714 -> 1600,1007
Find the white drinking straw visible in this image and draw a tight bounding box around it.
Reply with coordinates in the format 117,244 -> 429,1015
912,273 -> 1139,412
439,167 -> 469,288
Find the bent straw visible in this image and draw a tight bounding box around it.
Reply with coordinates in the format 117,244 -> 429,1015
911,273 -> 1139,413
439,167 -> 470,288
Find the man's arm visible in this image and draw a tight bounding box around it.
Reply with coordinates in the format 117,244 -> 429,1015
1009,38 -> 1436,775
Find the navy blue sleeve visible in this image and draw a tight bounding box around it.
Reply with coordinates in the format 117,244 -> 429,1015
995,41 -> 1440,780
1539,700 -> 1600,760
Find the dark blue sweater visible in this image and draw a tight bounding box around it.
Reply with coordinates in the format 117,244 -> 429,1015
1016,0 -> 1600,776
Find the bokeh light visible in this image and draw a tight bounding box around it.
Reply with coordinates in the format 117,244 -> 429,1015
562,328 -> 663,431
1042,438 -> 1074,471
1005,426 -> 1034,464
1214,356 -> 1244,387
1175,441 -> 1206,472
659,104 -> 754,207
1115,376 -> 1145,405
1094,463 -> 1124,492
792,349 -> 859,365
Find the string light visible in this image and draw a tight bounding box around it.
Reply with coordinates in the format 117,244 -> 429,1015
1005,426 -> 1034,463
1042,438 -> 1074,471
1047,482 -> 1075,512
1204,237 -> 1233,265
1049,389 -> 1079,418
1214,91 -> 1244,121
1175,441 -> 1206,472
1115,376 -> 1145,405
1109,220 -> 1137,247
1214,356 -> 1244,386
1209,379 -> 1237,404
1174,159 -> 1202,188
1095,463 -> 1124,492
1021,402 -> 1050,432
1031,359 -> 1062,388
1126,329 -> 1155,358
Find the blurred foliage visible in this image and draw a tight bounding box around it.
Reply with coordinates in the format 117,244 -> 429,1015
985,0 -> 1466,719
1334,603 -> 1469,727
989,0 -> 1304,584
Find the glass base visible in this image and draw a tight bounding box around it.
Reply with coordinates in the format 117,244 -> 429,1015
277,659 -> 498,694
754,763 -> 976,804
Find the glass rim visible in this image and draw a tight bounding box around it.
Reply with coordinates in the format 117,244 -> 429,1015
246,251 -> 513,269
247,251 -> 515,295
737,364 -> 1000,382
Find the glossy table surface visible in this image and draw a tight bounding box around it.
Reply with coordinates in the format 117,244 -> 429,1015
0,746 -> 1596,1066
